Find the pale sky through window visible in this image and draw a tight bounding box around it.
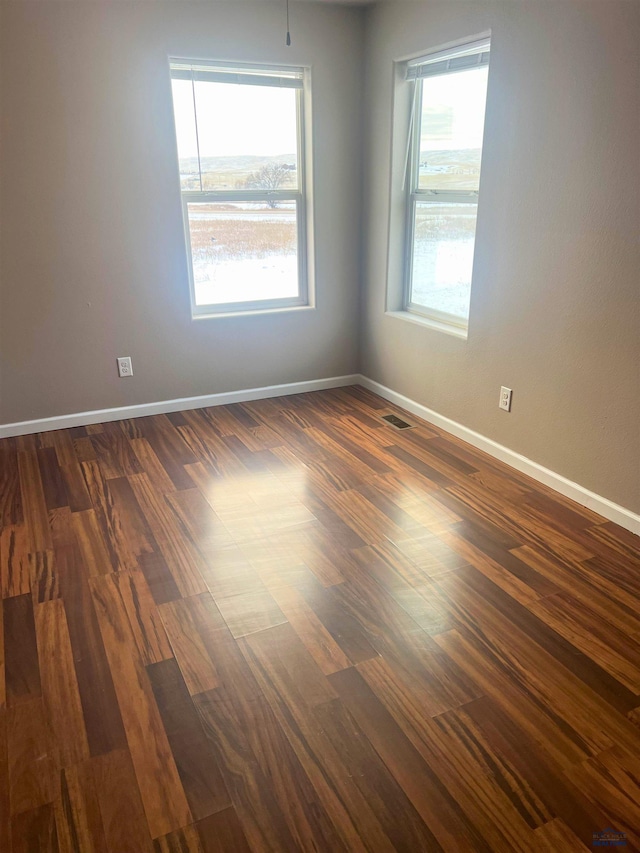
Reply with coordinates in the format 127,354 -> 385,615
421,66 -> 488,151
172,79 -> 298,160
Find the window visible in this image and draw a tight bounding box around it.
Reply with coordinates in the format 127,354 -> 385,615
404,38 -> 490,330
169,60 -> 311,316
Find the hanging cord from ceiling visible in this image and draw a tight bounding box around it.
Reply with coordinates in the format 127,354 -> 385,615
286,0 -> 291,46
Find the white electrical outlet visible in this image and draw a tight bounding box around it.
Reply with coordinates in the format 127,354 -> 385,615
499,386 -> 512,412
117,356 -> 133,378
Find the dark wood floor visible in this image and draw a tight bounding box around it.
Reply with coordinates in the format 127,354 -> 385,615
1,386 -> 640,852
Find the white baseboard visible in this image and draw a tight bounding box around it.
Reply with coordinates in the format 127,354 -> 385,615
358,375 -> 640,537
0,374 -> 361,440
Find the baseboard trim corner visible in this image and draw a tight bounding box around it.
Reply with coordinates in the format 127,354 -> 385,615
357,375 -> 640,536
0,374 -> 361,440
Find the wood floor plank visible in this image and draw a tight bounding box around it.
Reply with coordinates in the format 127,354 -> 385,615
55,535 -> 127,758
386,444 -> 455,488
18,449 -> 54,551
565,749 -> 640,849
71,509 -> 113,578
129,473 -> 208,598
435,628 -> 611,768
435,573 -> 640,758
329,666 -> 493,852
55,760 -> 108,853
0,447 -> 23,527
0,524 -> 30,599
352,661 -> 542,851
178,434 -> 235,480
534,818 -> 590,851
90,573 -> 191,838
241,622 -> 337,710
0,607 -> 4,712
92,749 -> 154,853
195,807 -> 252,853
0,709 -> 10,851
38,446 -> 69,511
267,582 -> 352,675
137,551 -> 182,606
313,695 -> 446,852
443,563 -> 640,715
73,434 -> 96,462
453,519 -> 561,597
297,490 -> 366,551
194,686 -> 304,852
90,430 -> 144,481
331,573 -> 481,713
131,437 -> 178,496
267,526 -> 351,588
440,527 -> 544,604
7,698 -> 58,816
11,802 -> 59,853
443,479 -> 595,564
146,658 -> 230,821
584,556 -> 640,618
47,428 -> 82,468
91,570 -> 172,667
159,597 -> 220,695
60,461 -> 93,513
189,598 -> 352,851
35,598 -> 90,767
294,572 -> 380,666
350,543 -> 454,634
29,550 -> 58,604
213,585 -> 287,639
513,543 -> 640,636
529,591 -> 640,693
80,464 -> 154,572
4,593 -> 41,706
465,695 -> 619,849
240,627 -> 415,851
137,415 -> 197,491
164,488 -> 235,564
198,542 -> 263,601
153,824 -> 203,853
589,521 -> 640,563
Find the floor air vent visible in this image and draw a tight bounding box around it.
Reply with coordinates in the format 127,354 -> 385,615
381,414 -> 413,430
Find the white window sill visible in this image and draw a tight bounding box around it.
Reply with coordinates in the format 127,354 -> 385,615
385,310 -> 468,340
193,304 -> 315,321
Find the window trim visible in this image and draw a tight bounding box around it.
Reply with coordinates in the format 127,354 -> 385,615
169,58 -> 312,318
400,36 -> 490,333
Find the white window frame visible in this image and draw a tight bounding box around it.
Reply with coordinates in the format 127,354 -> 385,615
169,59 -> 312,318
402,37 -> 490,332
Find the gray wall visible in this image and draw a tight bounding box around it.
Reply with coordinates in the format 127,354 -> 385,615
360,0 -> 640,514
0,0 -> 364,424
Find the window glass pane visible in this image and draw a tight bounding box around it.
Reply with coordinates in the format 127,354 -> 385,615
190,82 -> 298,191
418,66 -> 488,192
186,202 -> 299,306
410,202 -> 477,320
171,79 -> 201,191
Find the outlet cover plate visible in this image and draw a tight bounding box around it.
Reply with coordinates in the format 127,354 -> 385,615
499,386 -> 512,412
117,357 -> 133,378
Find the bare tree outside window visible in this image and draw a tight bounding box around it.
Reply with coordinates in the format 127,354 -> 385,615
244,163 -> 293,207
